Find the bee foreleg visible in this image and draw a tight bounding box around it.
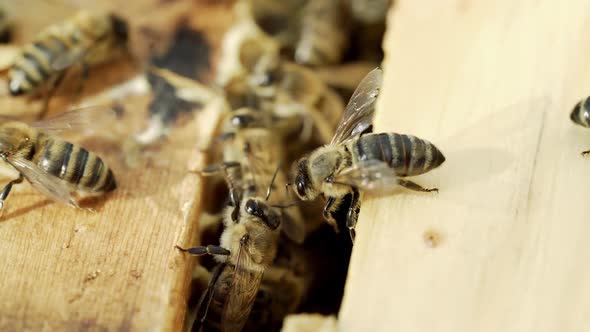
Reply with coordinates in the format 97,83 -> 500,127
398,179 -> 439,193
346,189 -> 361,243
196,161 -> 241,176
38,71 -> 66,119
175,244 -> 230,256
0,173 -> 24,212
74,62 -> 89,97
322,196 -> 341,233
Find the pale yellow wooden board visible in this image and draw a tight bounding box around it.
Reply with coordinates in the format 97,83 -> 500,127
339,1 -> 590,331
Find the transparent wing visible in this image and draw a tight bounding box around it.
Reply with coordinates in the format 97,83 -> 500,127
6,156 -> 77,207
30,105 -> 117,135
194,264 -> 226,329
50,45 -> 86,71
330,67 -> 383,145
222,244 -> 263,332
332,159 -> 398,194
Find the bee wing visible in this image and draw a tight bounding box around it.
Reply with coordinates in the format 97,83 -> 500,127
30,106 -> 118,135
194,263 -> 226,329
222,245 -> 263,332
50,45 -> 88,71
332,160 -> 398,194
6,156 -> 77,207
330,67 -> 383,145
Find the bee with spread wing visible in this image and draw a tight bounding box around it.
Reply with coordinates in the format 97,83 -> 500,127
0,106 -> 118,215
290,67 -> 446,241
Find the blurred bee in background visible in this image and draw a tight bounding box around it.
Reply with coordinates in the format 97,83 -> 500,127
233,37 -> 344,146
8,10 -> 128,117
178,164 -> 287,332
0,106 -> 117,215
570,95 -> 590,155
0,6 -> 13,44
290,68 -> 446,241
295,0 -> 350,66
249,0 -> 306,52
215,0 -> 280,88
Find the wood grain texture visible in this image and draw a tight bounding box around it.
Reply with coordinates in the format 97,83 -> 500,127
339,1 -> 590,331
0,1 -> 230,330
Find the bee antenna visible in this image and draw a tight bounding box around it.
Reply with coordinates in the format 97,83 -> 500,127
265,160 -> 282,201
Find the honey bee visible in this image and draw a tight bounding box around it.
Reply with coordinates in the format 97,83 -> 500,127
237,42 -> 344,145
204,106 -> 307,243
178,168 -> 285,332
290,68 -> 446,240
295,0 -> 349,66
571,96 -> 590,155
8,11 -> 128,116
0,106 -> 117,213
0,6 -> 12,44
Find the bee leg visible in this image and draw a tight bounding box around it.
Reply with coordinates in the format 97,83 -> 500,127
38,71 -> 66,119
322,196 -> 340,232
346,189 -> 361,243
398,179 -> 439,193
194,161 -> 241,176
75,62 -> 89,97
175,244 -> 230,256
582,150 -> 590,156
0,174 -> 24,213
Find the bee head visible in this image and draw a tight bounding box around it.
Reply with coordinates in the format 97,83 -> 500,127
292,156 -> 317,200
244,198 -> 280,230
0,123 -> 30,157
571,98 -> 590,127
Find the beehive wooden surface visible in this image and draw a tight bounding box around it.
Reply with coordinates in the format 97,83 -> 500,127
338,0 -> 590,331
0,1 -> 231,330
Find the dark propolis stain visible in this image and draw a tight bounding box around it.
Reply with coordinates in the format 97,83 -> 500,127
147,25 -> 211,124
146,71 -> 203,124
150,25 -> 211,82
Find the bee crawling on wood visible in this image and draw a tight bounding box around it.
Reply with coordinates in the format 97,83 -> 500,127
571,96 -> 590,156
0,106 -> 118,215
178,164 -> 289,332
295,0 -> 350,66
7,10 -> 128,117
289,68 -> 446,241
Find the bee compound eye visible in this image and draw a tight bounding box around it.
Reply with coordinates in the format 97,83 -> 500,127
296,176 -> 306,198
245,199 -> 257,215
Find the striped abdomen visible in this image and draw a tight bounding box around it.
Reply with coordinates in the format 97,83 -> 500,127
8,12 -> 123,96
571,96 -> 590,128
295,0 -> 348,65
349,133 -> 445,177
31,134 -> 116,193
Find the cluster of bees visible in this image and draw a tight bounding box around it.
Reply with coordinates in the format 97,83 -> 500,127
4,0 -> 590,331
